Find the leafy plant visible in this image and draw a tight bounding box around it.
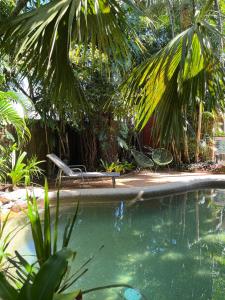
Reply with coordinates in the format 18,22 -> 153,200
0,180 -> 142,300
0,248 -> 82,300
0,144 -> 18,182
214,130 -> 225,137
0,181 -> 82,299
0,0 -> 142,112
7,151 -> 44,187
0,212 -> 12,267
0,91 -> 30,141
100,159 -> 134,173
123,0 -> 225,147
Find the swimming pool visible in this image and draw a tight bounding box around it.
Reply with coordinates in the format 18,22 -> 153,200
12,189 -> 225,299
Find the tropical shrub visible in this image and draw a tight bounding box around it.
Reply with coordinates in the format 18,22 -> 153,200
0,144 -> 17,182
0,91 -> 30,142
0,181 -> 82,299
7,151 -> 44,187
100,159 -> 134,173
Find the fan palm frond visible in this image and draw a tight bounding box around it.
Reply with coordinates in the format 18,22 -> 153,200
123,0 -> 225,145
0,0 -> 142,111
0,91 -> 31,141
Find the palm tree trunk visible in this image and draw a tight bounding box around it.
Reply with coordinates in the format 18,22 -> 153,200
167,0 -> 175,37
183,131 -> 190,163
191,0 -> 196,18
183,108 -> 190,163
195,103 -> 203,162
214,0 -> 224,64
12,0 -> 29,16
180,1 -> 192,30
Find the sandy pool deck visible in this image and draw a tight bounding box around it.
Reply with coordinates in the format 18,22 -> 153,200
56,171 -> 225,188
47,171 -> 225,201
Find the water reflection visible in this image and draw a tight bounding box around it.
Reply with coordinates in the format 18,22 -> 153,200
114,201 -> 125,232
11,189 -> 225,300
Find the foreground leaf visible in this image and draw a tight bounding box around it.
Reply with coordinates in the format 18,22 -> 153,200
0,273 -> 18,300
54,290 -> 82,300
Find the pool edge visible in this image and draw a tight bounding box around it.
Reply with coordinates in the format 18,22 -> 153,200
47,178 -> 225,201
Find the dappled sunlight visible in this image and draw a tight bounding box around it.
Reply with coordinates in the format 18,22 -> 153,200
195,268 -> 212,277
9,189 -> 225,300
115,273 -> 134,284
125,251 -> 151,264
161,251 -> 184,261
49,171 -> 225,190
132,230 -> 144,237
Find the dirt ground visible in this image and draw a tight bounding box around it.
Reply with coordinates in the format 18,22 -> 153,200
53,170 -> 218,189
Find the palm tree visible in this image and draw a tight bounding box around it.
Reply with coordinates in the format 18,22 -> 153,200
0,0 -> 142,112
0,0 -> 224,163
124,0 -> 225,161
0,91 -> 30,140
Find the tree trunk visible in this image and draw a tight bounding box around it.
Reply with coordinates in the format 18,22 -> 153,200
214,0 -> 224,64
81,126 -> 97,170
12,0 -> 29,16
195,103 -> 202,162
183,131 -> 190,163
167,0 -> 175,37
183,108 -> 190,163
191,0 -> 195,19
180,1 -> 192,30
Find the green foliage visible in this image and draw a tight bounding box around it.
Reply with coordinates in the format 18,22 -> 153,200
0,0 -> 142,112
0,212 -> 12,267
214,130 -> 225,137
7,151 -> 43,187
0,181 -> 137,299
0,157 -> 9,182
26,181 -> 79,267
0,181 -> 82,299
0,144 -> 17,182
0,249 -> 82,300
100,159 -> 134,173
123,0 -> 225,147
0,91 -> 30,141
0,0 -> 15,20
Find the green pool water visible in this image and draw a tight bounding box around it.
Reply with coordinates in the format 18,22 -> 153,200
13,189 -> 225,300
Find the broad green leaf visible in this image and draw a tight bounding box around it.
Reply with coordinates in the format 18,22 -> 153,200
54,290 -> 82,300
29,249 -> 74,300
0,273 -> 18,300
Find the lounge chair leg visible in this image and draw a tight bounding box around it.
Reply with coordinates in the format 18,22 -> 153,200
112,177 -> 116,188
55,170 -> 62,187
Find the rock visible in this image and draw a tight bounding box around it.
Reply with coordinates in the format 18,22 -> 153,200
0,187 -> 44,215
0,196 -> 10,204
3,202 -> 14,209
11,202 -> 27,212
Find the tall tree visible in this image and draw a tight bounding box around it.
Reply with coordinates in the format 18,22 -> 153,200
0,0 -> 142,114
124,0 -> 225,158
214,0 -> 224,62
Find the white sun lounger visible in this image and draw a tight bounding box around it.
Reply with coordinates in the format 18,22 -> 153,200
47,154 -> 120,188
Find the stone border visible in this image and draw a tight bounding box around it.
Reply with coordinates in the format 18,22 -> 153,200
48,177 -> 225,202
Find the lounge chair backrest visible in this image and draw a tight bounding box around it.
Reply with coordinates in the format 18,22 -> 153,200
152,148 -> 173,166
131,149 -> 154,168
47,154 -> 74,176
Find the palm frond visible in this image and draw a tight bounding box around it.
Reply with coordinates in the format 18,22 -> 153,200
123,2 -> 225,145
0,0 -> 142,111
0,91 -> 31,141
